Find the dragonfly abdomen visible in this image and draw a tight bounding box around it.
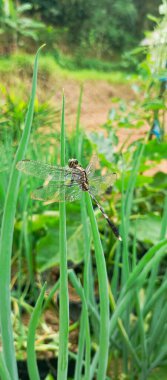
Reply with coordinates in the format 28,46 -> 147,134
89,192 -> 122,241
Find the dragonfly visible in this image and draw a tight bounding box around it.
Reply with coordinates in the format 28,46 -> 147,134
16,156 -> 122,241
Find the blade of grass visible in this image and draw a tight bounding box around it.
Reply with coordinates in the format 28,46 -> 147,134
43,279 -> 60,310
69,269 -> 91,380
108,284 -> 141,369
74,197 -> 91,380
135,295 -> 147,377
23,198 -> 34,284
124,142 -> 146,225
121,240 -> 167,296
148,303 -> 167,361
0,45 -> 44,380
57,94 -> 69,380
85,191 -> 109,380
27,282 -> 47,380
143,276 -> 167,316
109,240 -> 167,335
74,312 -> 85,380
132,229 -> 147,374
75,85 -> 83,159
160,194 -> 167,240
118,165 -> 129,374
0,352 -> 12,380
74,89 -> 92,379
148,344 -> 167,371
112,143 -> 146,314
119,143 -> 146,372
145,194 -> 167,306
90,349 -> 99,380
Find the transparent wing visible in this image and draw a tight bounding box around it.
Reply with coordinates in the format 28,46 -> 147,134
88,173 -> 117,196
86,154 -> 99,176
31,182 -> 82,204
16,159 -> 72,182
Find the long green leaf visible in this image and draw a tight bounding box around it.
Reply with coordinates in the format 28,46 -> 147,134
85,191 -> 109,380
109,240 -> 167,335
0,45 -> 44,380
57,94 -> 69,380
69,269 -> 91,380
27,283 -> 47,380
0,352 -> 12,380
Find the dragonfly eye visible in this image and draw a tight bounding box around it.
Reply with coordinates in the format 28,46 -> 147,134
68,159 -> 78,168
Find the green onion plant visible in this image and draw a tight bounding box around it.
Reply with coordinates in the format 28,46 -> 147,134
0,45 -> 44,380
0,46 -> 166,380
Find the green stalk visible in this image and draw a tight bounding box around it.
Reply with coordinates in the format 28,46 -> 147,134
136,295 -> 147,377
109,240 -> 167,335
90,350 -> 99,380
27,283 -> 47,380
124,142 -> 145,224
145,193 -> 167,305
75,85 -> 83,159
160,193 -> 167,240
57,94 -> 69,380
74,310 -> 85,380
108,285 -> 141,369
69,269 -> 91,380
74,87 -> 91,379
0,353 -> 12,380
43,279 -> 60,310
23,200 -> 34,284
143,277 -> 167,316
85,191 -> 109,380
74,197 -> 91,380
148,304 -> 167,355
0,46 -> 43,380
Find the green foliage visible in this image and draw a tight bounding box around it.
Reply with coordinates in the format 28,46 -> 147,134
0,89 -> 57,142
19,0 -> 161,58
130,214 -> 167,243
52,50 -> 124,72
0,45 -> 43,380
148,367 -> 167,380
0,1 -> 44,52
0,51 -> 128,83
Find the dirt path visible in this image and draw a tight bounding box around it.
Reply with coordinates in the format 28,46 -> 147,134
44,76 -> 148,145
45,77 -> 134,131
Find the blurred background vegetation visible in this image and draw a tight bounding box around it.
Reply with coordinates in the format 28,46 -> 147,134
0,0 -> 162,69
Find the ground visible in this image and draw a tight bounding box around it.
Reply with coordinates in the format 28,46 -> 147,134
1,58 -> 166,174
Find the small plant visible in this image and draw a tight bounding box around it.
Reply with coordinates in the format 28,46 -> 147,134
0,2 -> 44,53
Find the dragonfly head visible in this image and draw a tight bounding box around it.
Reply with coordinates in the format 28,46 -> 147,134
68,158 -> 79,168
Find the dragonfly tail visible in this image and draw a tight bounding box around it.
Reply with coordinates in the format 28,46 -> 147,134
106,218 -> 122,241
89,191 -> 122,241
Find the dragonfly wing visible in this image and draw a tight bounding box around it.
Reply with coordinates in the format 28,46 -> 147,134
16,160 -> 72,182
31,182 -> 82,203
86,154 -> 99,176
88,173 -> 117,196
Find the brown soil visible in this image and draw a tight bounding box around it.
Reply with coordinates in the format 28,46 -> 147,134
40,77 -> 135,131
